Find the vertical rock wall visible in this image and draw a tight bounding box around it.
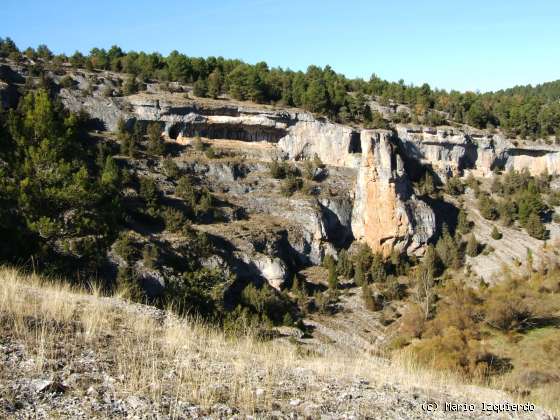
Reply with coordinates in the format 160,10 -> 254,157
351,130 -> 435,255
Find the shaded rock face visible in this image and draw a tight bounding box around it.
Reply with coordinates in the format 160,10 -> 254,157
0,81 -> 20,110
395,126 -> 481,180
60,90 -> 130,131
351,131 -> 435,255
236,196 -> 339,266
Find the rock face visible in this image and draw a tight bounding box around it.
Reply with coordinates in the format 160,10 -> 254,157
351,130 -> 435,255
278,113 -> 362,168
396,125 -> 560,179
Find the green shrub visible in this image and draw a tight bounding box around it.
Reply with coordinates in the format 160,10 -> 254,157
142,244 -> 159,269
162,207 -> 186,233
205,146 -> 217,159
466,234 -> 479,257
370,252 -> 387,282
525,212 -> 547,240
336,249 -> 354,279
435,226 -> 461,269
59,75 -> 75,89
114,232 -> 137,263
478,194 -> 499,220
490,225 -> 502,240
193,79 -> 208,97
192,136 -> 205,151
446,176 -> 464,195
280,175 -> 303,197
162,157 -> 180,179
176,176 -> 197,209
147,122 -> 165,155
139,177 -> 160,210
116,265 -> 144,301
240,283 -> 293,325
123,76 -> 139,95
457,209 -> 472,234
269,159 -> 290,179
362,283 -> 382,311
328,262 -> 338,290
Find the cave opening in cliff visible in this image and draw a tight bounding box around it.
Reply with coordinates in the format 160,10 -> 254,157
168,123 -> 182,140
169,123 -> 287,143
348,132 -> 361,153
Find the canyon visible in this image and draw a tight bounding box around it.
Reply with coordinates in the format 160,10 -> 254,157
2,63 -> 560,287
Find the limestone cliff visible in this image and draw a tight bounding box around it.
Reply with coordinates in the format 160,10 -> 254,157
396,125 -> 560,178
351,130 -> 435,255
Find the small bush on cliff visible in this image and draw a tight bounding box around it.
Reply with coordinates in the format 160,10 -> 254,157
435,226 -> 461,270
240,283 -> 295,325
142,244 -> 159,269
370,252 -> 388,283
446,176 -> 465,195
114,232 -> 138,263
362,283 -> 382,311
162,157 -> 180,179
456,209 -> 472,234
176,176 -> 197,209
418,172 -> 436,196
193,136 -> 205,151
139,177 -> 161,212
162,207 -> 187,233
328,262 -> 338,290
116,265 -> 145,301
336,249 -> 354,279
490,225 -> 502,240
466,234 -> 479,257
123,76 -> 139,95
205,146 -> 218,159
269,159 -> 290,179
478,193 -> 499,220
280,175 -> 303,197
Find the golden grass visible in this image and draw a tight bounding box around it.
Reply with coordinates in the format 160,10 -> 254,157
0,267 -> 552,416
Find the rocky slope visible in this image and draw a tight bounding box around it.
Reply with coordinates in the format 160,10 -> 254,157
1,268 -> 553,419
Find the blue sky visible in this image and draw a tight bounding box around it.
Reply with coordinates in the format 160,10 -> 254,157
2,0 -> 559,92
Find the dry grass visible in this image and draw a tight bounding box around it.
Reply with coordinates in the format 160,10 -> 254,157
0,267 -> 551,416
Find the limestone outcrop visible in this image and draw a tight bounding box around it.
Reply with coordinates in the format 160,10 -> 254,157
395,125 -> 560,178
351,130 -> 436,255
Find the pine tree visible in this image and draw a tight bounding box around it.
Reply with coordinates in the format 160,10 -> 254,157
457,209 -> 471,234
525,212 -> 546,240
328,260 -> 338,290
435,225 -> 461,269
193,79 -> 208,97
147,122 -> 165,155
123,76 -> 139,95
207,69 -> 223,99
370,253 -> 387,283
101,156 -> 120,188
353,263 -> 365,286
466,234 -> 479,257
361,283 -> 379,311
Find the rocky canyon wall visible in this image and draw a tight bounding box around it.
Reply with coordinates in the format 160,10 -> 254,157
57,88 -> 560,257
